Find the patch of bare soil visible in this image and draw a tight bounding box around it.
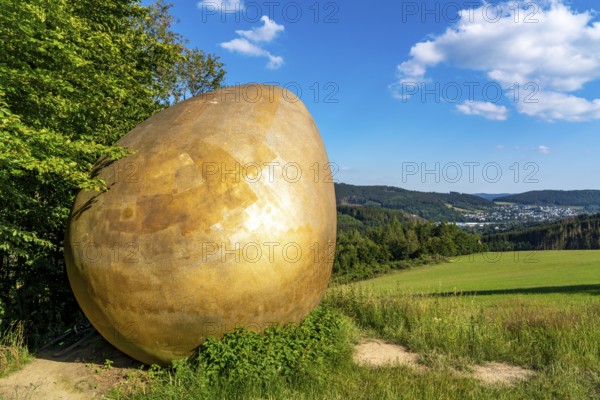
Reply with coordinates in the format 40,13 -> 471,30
353,338 -> 535,386
353,339 -> 421,368
0,332 -> 144,400
472,362 -> 535,386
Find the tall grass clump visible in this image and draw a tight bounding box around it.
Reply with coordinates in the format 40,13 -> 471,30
115,288 -> 600,399
0,321 -> 29,377
117,306 -> 354,399
326,286 -> 600,368
324,286 -> 600,396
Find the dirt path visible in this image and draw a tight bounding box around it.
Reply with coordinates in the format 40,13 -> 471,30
1,335 -> 536,398
1,357 -> 99,400
353,338 -> 535,386
0,333 -> 141,400
353,339 -> 423,370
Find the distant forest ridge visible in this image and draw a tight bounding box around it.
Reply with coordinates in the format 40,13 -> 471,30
485,213 -> 600,251
472,193 -> 514,201
334,183 -> 600,222
494,190 -> 600,207
334,183 -> 492,222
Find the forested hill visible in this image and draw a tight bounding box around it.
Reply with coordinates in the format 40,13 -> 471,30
334,205 -> 485,283
485,213 -> 600,251
494,190 -> 600,208
334,183 -> 493,221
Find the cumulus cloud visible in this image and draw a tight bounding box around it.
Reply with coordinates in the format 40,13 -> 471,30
236,15 -> 284,42
517,91 -> 600,122
197,0 -> 244,13
220,16 -> 285,69
456,101 -> 509,121
394,0 -> 600,121
537,145 -> 551,154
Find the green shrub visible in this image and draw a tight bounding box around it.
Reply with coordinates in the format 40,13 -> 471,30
198,306 -> 349,383
120,306 -> 352,399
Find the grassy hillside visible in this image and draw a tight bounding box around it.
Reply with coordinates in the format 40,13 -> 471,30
335,183 -> 493,221
354,250 -> 600,299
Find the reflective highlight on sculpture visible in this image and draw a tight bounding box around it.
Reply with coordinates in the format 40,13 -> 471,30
64,85 -> 337,365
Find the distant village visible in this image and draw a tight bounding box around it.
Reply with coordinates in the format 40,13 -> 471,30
458,204 -> 587,230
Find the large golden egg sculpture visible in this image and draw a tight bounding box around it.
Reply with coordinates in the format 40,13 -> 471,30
64,85 -> 337,365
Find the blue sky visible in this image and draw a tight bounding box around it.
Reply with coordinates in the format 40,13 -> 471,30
161,0 -> 600,194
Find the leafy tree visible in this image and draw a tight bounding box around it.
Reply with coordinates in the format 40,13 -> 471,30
138,0 -> 226,104
384,218 -> 408,260
404,228 -> 421,258
0,0 -> 225,337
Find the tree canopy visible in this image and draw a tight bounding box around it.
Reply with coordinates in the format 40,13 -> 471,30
0,0 -> 226,335
334,206 -> 485,283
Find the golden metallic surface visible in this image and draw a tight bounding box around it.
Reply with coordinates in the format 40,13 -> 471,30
64,85 -> 337,365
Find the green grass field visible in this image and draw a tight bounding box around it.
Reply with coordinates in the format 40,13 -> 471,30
354,250 -> 600,301
107,250 -> 600,399
2,250 -> 593,399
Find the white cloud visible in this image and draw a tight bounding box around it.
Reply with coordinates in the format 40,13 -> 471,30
236,15 -> 284,42
456,101 -> 509,121
266,54 -> 284,70
220,16 -> 285,69
197,0 -> 244,13
517,91 -> 600,122
537,145 -> 551,154
394,0 -> 600,121
221,38 -> 265,57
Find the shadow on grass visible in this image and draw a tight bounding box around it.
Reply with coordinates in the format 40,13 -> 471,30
431,284 -> 600,297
